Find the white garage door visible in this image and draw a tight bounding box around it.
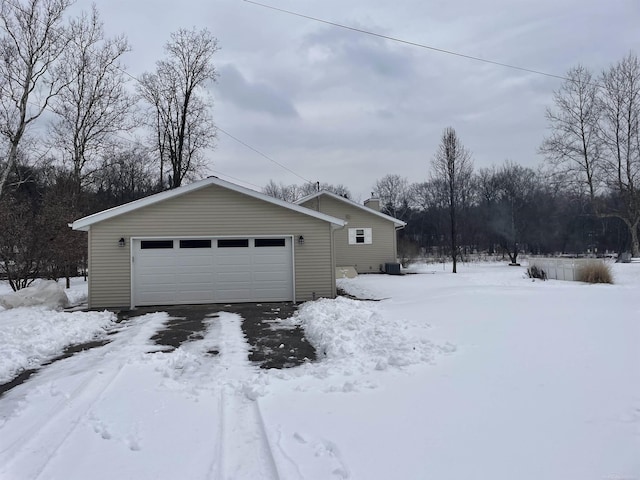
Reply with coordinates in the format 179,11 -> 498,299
132,237 -> 293,306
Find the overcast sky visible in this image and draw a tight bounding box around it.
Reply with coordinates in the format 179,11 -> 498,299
81,0 -> 637,200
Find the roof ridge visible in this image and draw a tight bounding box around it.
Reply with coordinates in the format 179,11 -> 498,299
295,190 -> 406,227
72,177 -> 346,231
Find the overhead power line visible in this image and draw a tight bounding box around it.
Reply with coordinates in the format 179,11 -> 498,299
243,0 -> 576,83
217,127 -> 313,184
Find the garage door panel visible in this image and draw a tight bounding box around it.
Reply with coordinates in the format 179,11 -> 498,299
176,256 -> 214,267
139,292 -> 178,304
215,262 -> 250,273
254,271 -> 289,282
136,284 -> 177,294
176,273 -> 214,284
216,254 -> 251,266
252,288 -> 289,301
254,282 -> 289,292
253,254 -> 289,265
133,237 -> 293,306
252,263 -> 289,272
215,288 -> 250,302
174,268 -> 214,278
137,257 -> 177,269
216,271 -> 252,283
177,290 -> 215,303
137,273 -> 176,285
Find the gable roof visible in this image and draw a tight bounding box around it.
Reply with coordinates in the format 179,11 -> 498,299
296,191 -> 407,227
72,177 -> 346,231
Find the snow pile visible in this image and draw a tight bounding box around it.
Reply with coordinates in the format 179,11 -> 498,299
336,277 -> 385,300
0,307 -> 117,383
64,281 -> 88,307
0,281 -> 69,310
294,296 -> 436,372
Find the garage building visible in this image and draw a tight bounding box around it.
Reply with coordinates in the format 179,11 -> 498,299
72,177 -> 345,309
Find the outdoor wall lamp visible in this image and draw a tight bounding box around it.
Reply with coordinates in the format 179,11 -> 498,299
118,237 -> 125,248
298,235 -> 305,245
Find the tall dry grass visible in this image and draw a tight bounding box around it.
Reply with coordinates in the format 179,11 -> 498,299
576,261 -> 614,284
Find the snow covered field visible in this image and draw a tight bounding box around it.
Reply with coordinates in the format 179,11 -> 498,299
0,263 -> 638,479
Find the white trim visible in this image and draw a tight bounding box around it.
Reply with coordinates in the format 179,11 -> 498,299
291,235 -> 296,303
364,228 -> 373,244
296,190 -> 407,227
129,238 -> 135,309
72,177 -> 345,231
128,234 -> 295,240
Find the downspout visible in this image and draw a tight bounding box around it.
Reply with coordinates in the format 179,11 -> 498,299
394,224 -> 406,263
331,222 -> 346,298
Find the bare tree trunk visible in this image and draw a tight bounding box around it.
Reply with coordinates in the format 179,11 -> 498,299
450,181 -> 457,273
623,218 -> 640,257
0,143 -> 16,198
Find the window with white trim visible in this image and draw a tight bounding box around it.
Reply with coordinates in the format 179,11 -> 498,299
348,228 -> 372,245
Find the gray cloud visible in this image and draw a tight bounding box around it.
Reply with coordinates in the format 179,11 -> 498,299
84,0 -> 637,198
216,64 -> 299,118
303,26 -> 414,80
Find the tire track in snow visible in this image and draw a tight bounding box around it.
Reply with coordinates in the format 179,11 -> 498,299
0,313 -> 169,480
212,312 -> 281,480
5,361 -> 128,480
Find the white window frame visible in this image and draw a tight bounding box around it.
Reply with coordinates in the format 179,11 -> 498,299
348,227 -> 372,245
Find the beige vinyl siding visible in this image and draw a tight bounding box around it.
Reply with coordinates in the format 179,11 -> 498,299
300,195 -> 399,273
88,185 -> 335,308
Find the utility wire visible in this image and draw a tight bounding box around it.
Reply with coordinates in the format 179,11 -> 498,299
216,127 -> 313,184
0,0 -> 315,190
244,0 -> 578,84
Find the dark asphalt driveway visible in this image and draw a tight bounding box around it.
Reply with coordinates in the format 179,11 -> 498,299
118,302 -> 316,369
1,302 -> 315,398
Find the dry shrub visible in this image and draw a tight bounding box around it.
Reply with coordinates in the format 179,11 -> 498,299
526,265 -> 547,280
576,261 -> 613,284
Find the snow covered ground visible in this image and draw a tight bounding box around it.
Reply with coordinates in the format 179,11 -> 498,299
0,263 -> 638,479
0,277 -> 114,384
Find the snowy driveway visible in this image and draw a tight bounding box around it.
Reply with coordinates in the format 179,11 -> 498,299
0,263 -> 639,479
0,310 -> 285,479
119,302 -> 315,368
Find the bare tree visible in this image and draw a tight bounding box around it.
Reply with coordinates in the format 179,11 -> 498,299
92,146 -> 158,206
262,179 -> 299,202
598,53 -> 640,256
138,28 -> 219,189
0,0 -> 71,198
0,194 -> 45,290
476,166 -> 501,205
263,180 -> 352,202
493,161 -> 539,264
50,6 -> 132,194
373,174 -> 411,218
542,56 -> 640,256
540,65 -> 603,199
431,127 -> 473,272
410,180 -> 448,212
297,181 -> 351,199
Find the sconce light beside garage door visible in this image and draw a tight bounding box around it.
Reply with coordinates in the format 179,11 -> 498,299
118,237 -> 126,248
